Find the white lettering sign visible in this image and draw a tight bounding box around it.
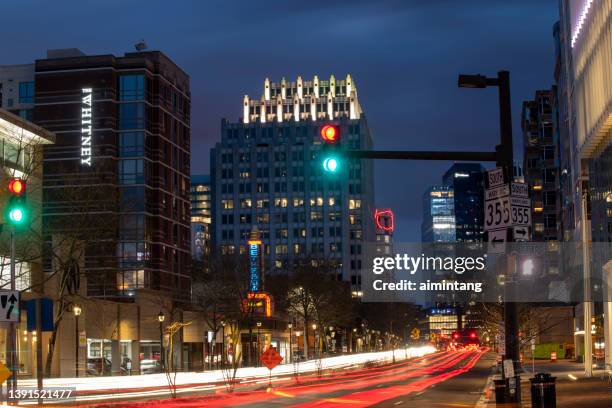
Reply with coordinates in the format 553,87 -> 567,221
81,88 -> 93,166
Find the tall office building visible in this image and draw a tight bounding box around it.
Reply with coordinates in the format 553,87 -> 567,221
522,90 -> 560,242
442,163 -> 485,243
29,49 -> 191,301
211,75 -> 375,294
421,186 -> 455,242
0,64 -> 35,120
191,175 -> 211,264
374,209 -> 394,255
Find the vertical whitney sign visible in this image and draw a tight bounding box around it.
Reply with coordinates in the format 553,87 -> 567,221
81,88 -> 93,166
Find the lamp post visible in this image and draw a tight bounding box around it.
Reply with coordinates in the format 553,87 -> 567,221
73,304 -> 82,377
221,320 -> 226,368
158,311 -> 165,371
312,323 -> 317,359
287,323 -> 293,363
256,321 -> 262,366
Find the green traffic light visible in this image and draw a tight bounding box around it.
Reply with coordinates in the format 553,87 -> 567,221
8,207 -> 24,224
323,157 -> 339,172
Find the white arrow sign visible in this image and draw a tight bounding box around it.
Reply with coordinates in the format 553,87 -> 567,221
0,291 -> 20,322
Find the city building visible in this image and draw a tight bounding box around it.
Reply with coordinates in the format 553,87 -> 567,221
0,64 -> 35,121
0,108 -> 54,378
31,48 -> 192,301
421,186 -> 455,242
558,0 -> 612,372
521,90 -> 560,242
1,48 -> 200,376
190,175 -> 211,264
210,75 -> 375,295
442,163 -> 485,243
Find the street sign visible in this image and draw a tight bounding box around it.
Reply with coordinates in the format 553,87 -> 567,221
513,226 -> 530,241
0,362 -> 10,385
0,291 -> 19,322
487,229 -> 507,254
260,346 -> 283,370
487,168 -> 505,188
485,185 -> 510,201
79,330 -> 87,347
511,182 -> 528,197
411,328 -> 420,340
510,203 -> 531,226
503,358 -> 515,378
484,196 -> 512,231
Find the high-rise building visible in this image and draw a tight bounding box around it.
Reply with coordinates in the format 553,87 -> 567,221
191,175 -> 211,263
521,90 -> 560,242
0,64 -> 35,121
421,186 -> 455,242
210,75 -> 375,295
28,49 -> 191,302
442,163 -> 485,242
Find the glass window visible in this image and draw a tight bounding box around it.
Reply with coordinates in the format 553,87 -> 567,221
119,103 -> 146,129
119,159 -> 144,184
119,75 -> 145,101
119,132 -> 145,157
18,82 -> 34,104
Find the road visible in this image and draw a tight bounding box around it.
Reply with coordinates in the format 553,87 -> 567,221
99,349 -> 491,408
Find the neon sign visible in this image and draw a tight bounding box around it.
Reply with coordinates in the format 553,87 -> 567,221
244,292 -> 272,317
81,88 -> 93,166
248,238 -> 261,292
374,209 -> 394,232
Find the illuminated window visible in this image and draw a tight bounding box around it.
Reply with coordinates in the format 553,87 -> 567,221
275,198 -> 288,208
240,198 -> 252,208
349,199 -> 362,209
221,200 -> 234,209
293,198 -> 304,207
256,199 -> 269,208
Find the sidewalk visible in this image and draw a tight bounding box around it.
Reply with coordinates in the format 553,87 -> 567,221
480,359 -> 612,408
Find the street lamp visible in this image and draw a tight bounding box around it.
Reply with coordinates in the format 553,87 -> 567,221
312,324 -> 318,358
158,311 -> 165,371
221,320 -> 226,368
256,321 -> 262,366
73,304 -> 82,377
287,323 -> 293,363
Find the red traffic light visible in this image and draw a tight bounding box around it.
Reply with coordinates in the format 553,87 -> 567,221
452,333 -> 459,340
470,332 -> 477,339
8,178 -> 25,196
320,125 -> 339,143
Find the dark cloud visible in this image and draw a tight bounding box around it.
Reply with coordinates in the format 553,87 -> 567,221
0,0 -> 559,241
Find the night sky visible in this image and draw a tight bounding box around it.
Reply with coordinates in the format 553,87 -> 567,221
2,0 -> 559,241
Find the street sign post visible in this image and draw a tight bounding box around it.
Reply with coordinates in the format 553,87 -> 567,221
0,291 -> 20,322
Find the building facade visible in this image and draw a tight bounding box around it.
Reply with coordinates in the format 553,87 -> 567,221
0,64 -> 35,121
522,90 -> 561,242
374,209 -> 394,255
442,163 -> 485,243
211,75 -> 375,295
421,186 -> 455,243
190,174 -> 211,263
30,49 -> 192,302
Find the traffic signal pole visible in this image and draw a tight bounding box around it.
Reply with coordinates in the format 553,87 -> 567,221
9,227 -> 17,397
344,71 -> 521,400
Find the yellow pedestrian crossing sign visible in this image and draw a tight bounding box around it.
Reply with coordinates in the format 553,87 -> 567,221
411,328 -> 420,340
0,362 -> 11,385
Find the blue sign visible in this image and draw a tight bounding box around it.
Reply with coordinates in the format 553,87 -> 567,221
249,243 -> 260,292
26,298 -> 54,332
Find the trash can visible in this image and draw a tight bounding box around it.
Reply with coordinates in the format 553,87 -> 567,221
530,372 -> 556,408
494,378 -> 506,404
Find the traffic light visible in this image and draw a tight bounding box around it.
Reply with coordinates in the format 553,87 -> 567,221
6,178 -> 27,226
320,124 -> 341,173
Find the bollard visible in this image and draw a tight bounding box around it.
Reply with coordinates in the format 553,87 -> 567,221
530,372 -> 556,408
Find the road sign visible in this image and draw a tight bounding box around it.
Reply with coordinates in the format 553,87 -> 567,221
484,196 -> 512,231
411,328 -> 420,340
487,168 -> 505,188
0,362 -> 10,385
260,346 -> 283,370
503,358 -> 515,378
485,184 -> 510,201
510,203 -> 531,226
487,229 -> 507,254
0,291 -> 19,322
513,226 -> 530,241
510,182 -> 528,197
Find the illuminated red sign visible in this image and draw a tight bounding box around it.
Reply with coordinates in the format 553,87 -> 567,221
374,209 -> 394,232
